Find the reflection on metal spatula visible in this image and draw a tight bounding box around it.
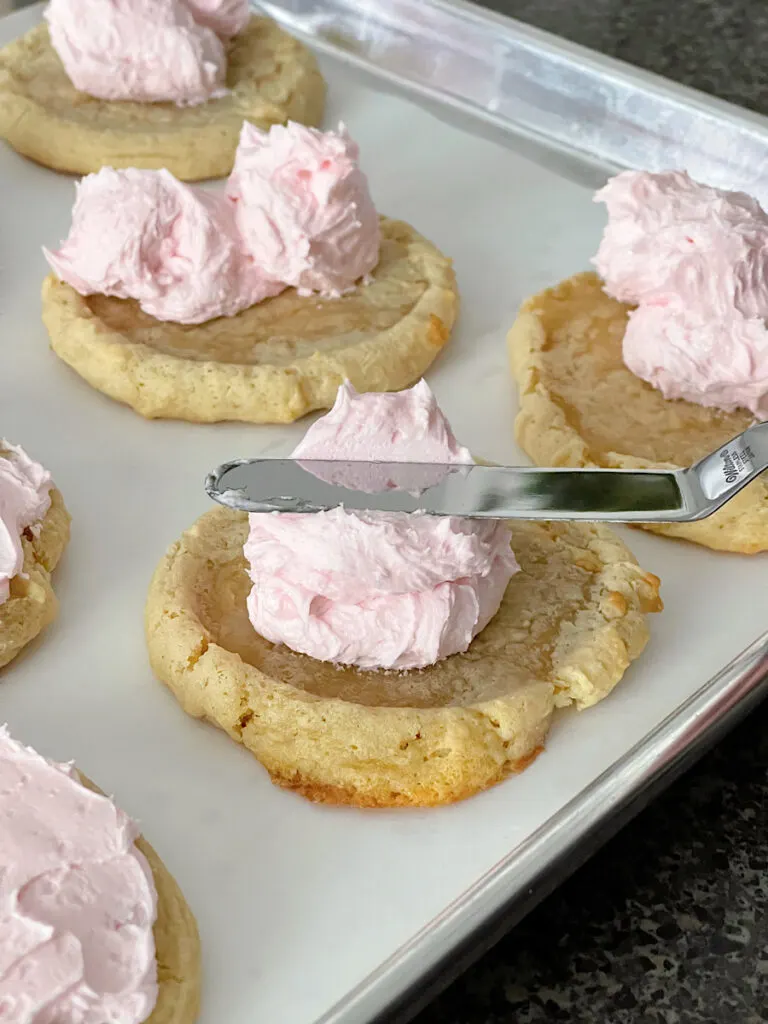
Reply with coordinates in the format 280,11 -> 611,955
205,422 -> 768,523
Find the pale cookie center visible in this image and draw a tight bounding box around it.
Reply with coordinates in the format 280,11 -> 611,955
532,274 -> 753,466
84,235 -> 427,366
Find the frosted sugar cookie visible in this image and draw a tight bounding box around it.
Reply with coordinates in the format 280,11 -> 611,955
146,381 -> 661,807
0,1 -> 324,180
42,122 -> 458,423
508,171 -> 768,553
0,442 -> 69,669
0,726 -> 200,1024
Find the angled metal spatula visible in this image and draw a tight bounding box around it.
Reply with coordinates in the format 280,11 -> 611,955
205,422 -> 767,523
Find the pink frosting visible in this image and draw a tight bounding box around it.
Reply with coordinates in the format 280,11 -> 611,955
45,167 -> 282,325
183,0 -> 250,37
227,122 -> 381,297
0,442 -> 52,607
0,727 -> 158,1024
623,300 -> 768,415
244,381 -> 519,671
45,0 -> 242,106
594,170 -> 768,415
46,122 -> 382,324
594,170 -> 768,315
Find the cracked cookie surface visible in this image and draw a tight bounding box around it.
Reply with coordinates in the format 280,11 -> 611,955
145,506 -> 661,807
0,17 -> 325,180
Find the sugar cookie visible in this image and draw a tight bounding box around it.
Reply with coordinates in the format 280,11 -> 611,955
145,506 -> 661,807
507,272 -> 765,553
0,18 -> 325,180
42,219 -> 458,423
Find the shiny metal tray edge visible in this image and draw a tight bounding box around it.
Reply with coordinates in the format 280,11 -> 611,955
319,631 -> 768,1024
259,0 -> 768,202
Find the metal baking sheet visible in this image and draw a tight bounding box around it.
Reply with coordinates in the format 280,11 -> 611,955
1,3 -> 767,1024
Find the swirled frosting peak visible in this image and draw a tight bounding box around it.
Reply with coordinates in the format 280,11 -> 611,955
620,300 -> 768,415
0,726 -> 158,1024
45,167 -> 282,324
0,442 -> 52,606
45,0 -> 244,106
594,170 -> 768,415
227,121 -> 381,297
594,170 -> 768,315
184,0 -> 250,37
244,381 -> 519,670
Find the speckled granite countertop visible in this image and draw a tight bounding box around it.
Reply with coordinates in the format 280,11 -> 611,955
482,0 -> 767,114
418,707 -> 768,1024
416,3 -> 768,1022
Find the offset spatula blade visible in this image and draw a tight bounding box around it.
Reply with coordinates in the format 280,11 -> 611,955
206,424 -> 768,522
205,458 -> 697,522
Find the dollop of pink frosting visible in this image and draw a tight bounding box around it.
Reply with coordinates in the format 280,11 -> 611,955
622,300 -> 768,415
46,122 -> 382,325
594,170 -> 768,315
44,167 -> 282,325
183,0 -> 250,37
594,170 -> 768,415
227,122 -> 381,297
0,442 -> 52,607
0,727 -> 158,1024
244,381 -> 519,671
45,0 -> 245,106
